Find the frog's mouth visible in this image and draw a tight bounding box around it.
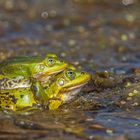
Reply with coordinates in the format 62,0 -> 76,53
35,66 -> 67,80
62,80 -> 89,93
46,67 -> 66,76
47,82 -> 88,104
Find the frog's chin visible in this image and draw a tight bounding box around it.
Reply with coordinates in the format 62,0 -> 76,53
62,88 -> 82,103
62,81 -> 89,103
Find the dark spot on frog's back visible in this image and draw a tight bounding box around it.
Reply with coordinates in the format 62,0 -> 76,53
5,105 -> 10,108
9,95 -> 18,104
7,81 -> 13,87
17,78 -> 22,83
31,85 -> 38,93
3,92 -> 9,95
20,95 -> 24,98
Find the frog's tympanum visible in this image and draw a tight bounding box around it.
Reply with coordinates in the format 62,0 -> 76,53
0,54 -> 68,90
0,66 -> 91,111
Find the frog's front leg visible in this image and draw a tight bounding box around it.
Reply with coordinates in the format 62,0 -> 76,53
31,80 -> 63,110
30,79 -> 49,106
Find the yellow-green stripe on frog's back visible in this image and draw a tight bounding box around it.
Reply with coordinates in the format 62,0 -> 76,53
0,77 -> 31,90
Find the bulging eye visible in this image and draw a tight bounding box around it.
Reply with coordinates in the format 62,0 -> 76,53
47,58 -> 55,66
66,70 -> 76,80
57,78 -> 65,86
68,71 -> 73,75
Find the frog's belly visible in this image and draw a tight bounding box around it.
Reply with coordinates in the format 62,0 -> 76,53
0,77 -> 31,90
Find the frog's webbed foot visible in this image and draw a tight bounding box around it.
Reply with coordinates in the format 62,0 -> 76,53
29,81 -> 49,107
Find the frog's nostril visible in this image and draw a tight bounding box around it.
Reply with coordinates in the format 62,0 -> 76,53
61,60 -> 65,63
81,71 -> 85,74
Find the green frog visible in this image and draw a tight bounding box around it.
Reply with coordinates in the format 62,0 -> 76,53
0,67 -> 91,111
0,54 -> 68,90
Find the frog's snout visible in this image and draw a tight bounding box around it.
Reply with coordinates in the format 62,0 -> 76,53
60,60 -> 66,63
81,71 -> 92,81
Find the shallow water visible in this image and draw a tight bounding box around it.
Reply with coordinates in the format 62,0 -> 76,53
0,0 -> 140,139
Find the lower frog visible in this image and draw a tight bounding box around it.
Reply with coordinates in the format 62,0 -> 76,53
0,67 -> 91,111
46,66 -> 91,110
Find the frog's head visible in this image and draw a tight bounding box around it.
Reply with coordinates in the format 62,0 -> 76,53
32,53 -> 68,81
46,66 -> 91,109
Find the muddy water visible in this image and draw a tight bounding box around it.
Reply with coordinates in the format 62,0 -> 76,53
0,0 -> 140,139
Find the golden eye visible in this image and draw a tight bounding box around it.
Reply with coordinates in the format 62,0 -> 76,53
57,78 -> 65,86
66,70 -> 76,80
47,58 -> 55,66
67,71 -> 73,75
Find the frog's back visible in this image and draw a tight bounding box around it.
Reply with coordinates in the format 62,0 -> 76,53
0,56 -> 43,66
0,56 -> 43,77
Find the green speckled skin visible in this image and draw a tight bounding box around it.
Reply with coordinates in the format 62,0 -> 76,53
0,88 -> 36,111
0,80 -> 49,111
45,67 -> 91,110
0,77 -> 31,90
0,67 -> 91,111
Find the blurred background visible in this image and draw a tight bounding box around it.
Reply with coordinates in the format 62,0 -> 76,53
0,0 -> 140,140
0,0 -> 139,73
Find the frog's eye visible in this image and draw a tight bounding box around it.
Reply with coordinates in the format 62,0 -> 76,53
47,58 -> 55,66
66,70 -> 76,80
57,78 -> 65,86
